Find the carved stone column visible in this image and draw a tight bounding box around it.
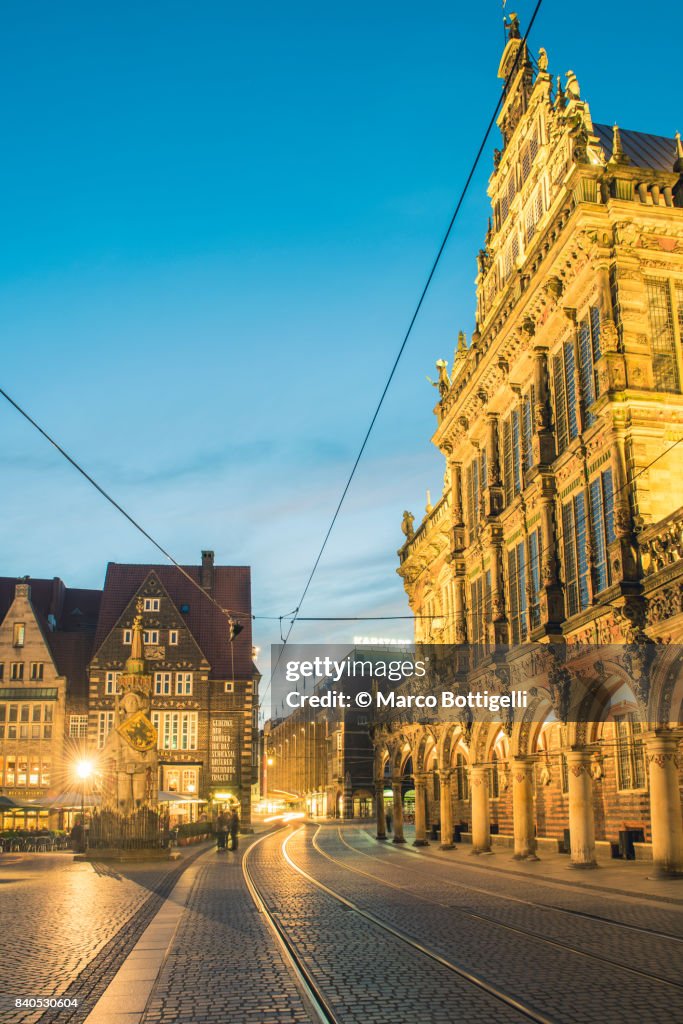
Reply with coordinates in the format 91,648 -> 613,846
413,772 -> 430,846
439,768 -> 455,850
511,756 -> 539,860
486,413 -> 504,516
453,568 -> 467,643
470,764 -> 492,854
538,474 -> 564,630
375,774 -> 387,840
566,749 -> 597,868
531,346 -> 555,467
392,778 -> 406,844
645,732 -> 683,878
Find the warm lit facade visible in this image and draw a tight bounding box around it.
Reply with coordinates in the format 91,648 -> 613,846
0,578 -> 100,827
379,23 -> 683,875
88,552 -> 259,824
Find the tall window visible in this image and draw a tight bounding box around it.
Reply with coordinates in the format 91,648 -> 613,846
646,279 -> 682,393
562,492 -> 590,616
105,671 -> 121,695
152,711 -> 198,751
466,451 -> 486,534
503,409 -> 522,503
578,306 -> 602,428
614,713 -> 646,790
521,387 -> 535,473
29,663 -> 44,681
175,672 -> 193,696
470,573 -> 490,649
589,469 -> 616,595
552,340 -> 579,454
489,750 -> 500,798
10,663 -> 24,681
507,541 -> 528,643
69,715 -> 88,739
154,672 -> 172,695
455,753 -> 469,800
97,711 -> 115,749
13,623 -> 25,647
528,528 -> 542,629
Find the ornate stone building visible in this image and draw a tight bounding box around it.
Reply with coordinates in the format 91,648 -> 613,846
89,552 -> 259,824
380,22 -> 683,876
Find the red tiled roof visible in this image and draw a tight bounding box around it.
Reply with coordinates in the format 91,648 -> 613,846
48,632 -> 96,704
94,562 -> 253,680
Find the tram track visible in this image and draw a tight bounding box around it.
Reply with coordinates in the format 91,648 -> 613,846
243,826 -> 554,1024
339,823 -> 679,942
354,825 -> 683,941
312,826 -> 683,992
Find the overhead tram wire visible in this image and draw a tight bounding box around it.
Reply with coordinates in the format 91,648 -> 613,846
260,0 -> 546,711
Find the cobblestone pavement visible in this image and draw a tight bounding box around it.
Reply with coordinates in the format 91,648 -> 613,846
0,846 -> 208,1024
141,841 -> 318,1024
294,825 -> 683,1023
240,828 -> 531,1024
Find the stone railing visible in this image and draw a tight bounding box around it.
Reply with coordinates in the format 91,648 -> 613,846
399,493 -> 450,564
639,507 -> 683,576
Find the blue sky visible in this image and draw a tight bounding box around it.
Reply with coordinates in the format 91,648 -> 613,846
1,1 -> 680,709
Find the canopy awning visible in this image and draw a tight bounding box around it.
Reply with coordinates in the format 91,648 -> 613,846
28,791 -> 101,810
157,791 -> 206,804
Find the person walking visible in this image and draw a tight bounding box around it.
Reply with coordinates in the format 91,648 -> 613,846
385,805 -> 393,835
228,805 -> 240,852
216,810 -> 229,851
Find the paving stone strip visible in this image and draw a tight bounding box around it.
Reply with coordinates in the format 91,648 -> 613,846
23,848 -> 209,1024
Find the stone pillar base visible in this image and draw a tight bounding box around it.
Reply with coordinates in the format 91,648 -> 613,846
440,842 -> 455,851
413,839 -> 429,847
392,836 -> 406,844
470,848 -> 493,856
376,834 -> 388,841
648,867 -> 683,880
568,860 -> 598,869
513,853 -> 539,861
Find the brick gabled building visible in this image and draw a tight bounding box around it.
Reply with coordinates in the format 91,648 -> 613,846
88,552 -> 259,823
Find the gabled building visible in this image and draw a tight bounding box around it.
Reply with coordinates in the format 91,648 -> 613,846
0,577 -> 101,825
88,552 -> 259,823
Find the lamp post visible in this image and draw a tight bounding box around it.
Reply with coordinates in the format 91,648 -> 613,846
76,760 -> 93,852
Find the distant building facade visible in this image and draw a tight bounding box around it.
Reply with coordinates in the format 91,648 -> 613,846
89,552 -> 259,823
265,649 -> 403,818
379,22 -> 683,875
0,577 -> 100,826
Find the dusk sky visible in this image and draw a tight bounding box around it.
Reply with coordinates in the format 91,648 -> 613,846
2,1 -> 680,711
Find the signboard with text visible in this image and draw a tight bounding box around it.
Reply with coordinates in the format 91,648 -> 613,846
210,717 -> 240,784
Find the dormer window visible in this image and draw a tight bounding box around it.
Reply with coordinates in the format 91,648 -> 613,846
143,598 -> 160,612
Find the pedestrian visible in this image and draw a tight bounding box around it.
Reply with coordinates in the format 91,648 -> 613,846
228,805 -> 240,851
216,810 -> 229,851
385,805 -> 393,834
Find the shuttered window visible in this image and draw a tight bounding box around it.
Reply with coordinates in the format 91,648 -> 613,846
507,541 -> 528,644
470,572 -> 491,650
522,387 -> 535,471
552,340 -> 579,454
503,409 -> 522,504
578,306 -> 602,428
615,714 -> 646,790
646,279 -> 681,393
528,528 -> 542,629
562,491 -> 590,617
589,469 -> 616,594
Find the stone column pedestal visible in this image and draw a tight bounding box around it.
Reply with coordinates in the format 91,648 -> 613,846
566,749 -> 597,868
375,776 -> 387,841
392,779 -> 406,843
439,768 -> 455,850
646,732 -> 683,878
413,773 -> 430,846
470,764 -> 492,854
511,756 -> 539,860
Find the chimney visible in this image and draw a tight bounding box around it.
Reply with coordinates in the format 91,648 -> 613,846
200,550 -> 215,593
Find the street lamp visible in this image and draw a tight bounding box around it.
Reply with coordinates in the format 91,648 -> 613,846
76,759 -> 93,851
